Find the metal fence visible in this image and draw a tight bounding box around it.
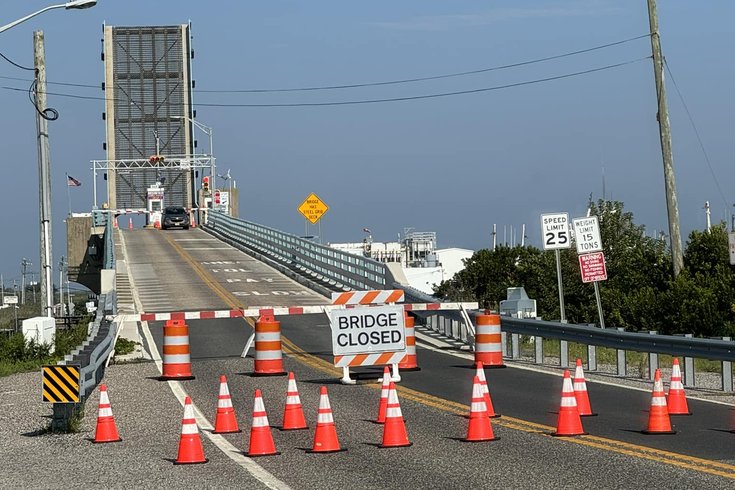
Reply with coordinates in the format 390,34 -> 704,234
206,212 -> 391,291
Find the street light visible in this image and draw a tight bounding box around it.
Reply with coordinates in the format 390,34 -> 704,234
0,1 -> 96,34
1,0 -> 97,317
172,115 -> 216,193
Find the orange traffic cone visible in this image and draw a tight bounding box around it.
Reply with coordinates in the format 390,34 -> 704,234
553,370 -> 586,437
573,358 -> 597,416
464,376 -> 498,442
175,396 -> 208,464
643,369 -> 676,434
380,382 -> 412,448
213,375 -> 240,434
113,217 -> 119,229
281,372 -> 308,430
308,386 -> 346,453
376,366 -> 391,424
247,389 -> 279,457
93,384 -> 121,443
667,358 -> 691,416
474,361 -> 500,418
128,217 -> 133,230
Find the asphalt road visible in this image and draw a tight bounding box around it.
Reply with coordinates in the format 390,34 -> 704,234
2,227 -> 734,489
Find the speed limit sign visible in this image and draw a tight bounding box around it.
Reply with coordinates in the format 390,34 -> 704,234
541,213 -> 571,250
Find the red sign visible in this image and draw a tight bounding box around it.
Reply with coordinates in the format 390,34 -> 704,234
579,252 -> 607,283
214,191 -> 221,204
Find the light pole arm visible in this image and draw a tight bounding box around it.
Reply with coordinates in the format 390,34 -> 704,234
0,5 -> 62,34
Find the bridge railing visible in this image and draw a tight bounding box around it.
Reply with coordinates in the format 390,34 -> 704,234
206,211 -> 391,291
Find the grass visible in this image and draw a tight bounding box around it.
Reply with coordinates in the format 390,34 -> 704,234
114,337 -> 139,356
0,314 -> 92,377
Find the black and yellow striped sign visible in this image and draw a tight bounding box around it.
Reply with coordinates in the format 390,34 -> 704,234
42,365 -> 80,403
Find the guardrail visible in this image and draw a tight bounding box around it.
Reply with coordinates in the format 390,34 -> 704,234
206,212 -> 392,291
52,292 -> 117,430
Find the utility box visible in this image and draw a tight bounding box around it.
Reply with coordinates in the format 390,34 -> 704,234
499,287 -> 537,319
22,317 -> 56,354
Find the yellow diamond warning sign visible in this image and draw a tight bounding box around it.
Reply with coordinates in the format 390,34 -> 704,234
298,192 -> 329,224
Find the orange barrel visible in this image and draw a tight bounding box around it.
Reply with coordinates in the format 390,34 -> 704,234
398,313 -> 420,371
160,319 -> 195,380
474,312 -> 505,368
253,315 -> 287,376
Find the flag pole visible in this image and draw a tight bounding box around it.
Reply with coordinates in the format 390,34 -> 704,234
66,173 -> 71,216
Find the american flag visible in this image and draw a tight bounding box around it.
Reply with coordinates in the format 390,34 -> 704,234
67,175 -> 82,187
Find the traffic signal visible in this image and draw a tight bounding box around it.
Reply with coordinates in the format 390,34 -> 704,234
202,176 -> 210,192
149,155 -> 165,164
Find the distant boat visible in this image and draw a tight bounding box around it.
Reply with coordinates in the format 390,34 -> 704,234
328,229 -> 473,295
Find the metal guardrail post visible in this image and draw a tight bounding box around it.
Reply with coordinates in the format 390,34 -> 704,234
587,344 -> 597,371
560,339 -> 569,368
616,327 -> 627,376
511,333 -> 520,359
535,336 -> 543,364
683,333 -> 694,387
722,337 -> 733,392
648,331 -> 658,380
501,331 -> 508,357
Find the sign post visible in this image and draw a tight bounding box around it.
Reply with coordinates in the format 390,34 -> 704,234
573,216 -> 606,329
541,212 -> 570,323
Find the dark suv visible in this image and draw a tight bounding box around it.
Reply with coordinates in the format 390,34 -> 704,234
162,206 -> 190,230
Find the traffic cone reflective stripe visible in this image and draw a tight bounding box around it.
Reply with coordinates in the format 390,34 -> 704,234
667,358 -> 691,415
128,217 -> 133,229
308,386 -> 345,453
553,370 -> 586,437
213,375 -> 240,434
475,361 -> 500,418
376,366 -> 390,424
247,389 -> 279,457
573,358 -> 597,416
281,372 -> 308,430
643,369 -> 676,434
380,382 -> 412,448
175,396 -> 208,464
93,384 -> 121,443
464,376 -> 498,442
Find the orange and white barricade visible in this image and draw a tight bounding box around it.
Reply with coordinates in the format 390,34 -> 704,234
398,313 -> 419,371
252,314 -> 286,376
474,312 -> 504,368
160,319 -> 195,380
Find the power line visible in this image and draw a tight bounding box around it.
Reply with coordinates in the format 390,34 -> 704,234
0,57 -> 650,108
195,33 -> 652,93
0,52 -> 34,71
0,33 -> 650,94
664,58 -> 730,213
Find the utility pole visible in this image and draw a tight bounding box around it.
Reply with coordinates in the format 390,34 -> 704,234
21,258 -> 31,305
647,0 -> 683,277
34,31 -> 54,317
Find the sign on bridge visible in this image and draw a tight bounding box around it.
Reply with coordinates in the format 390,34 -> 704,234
298,192 -> 329,225
330,304 -> 406,360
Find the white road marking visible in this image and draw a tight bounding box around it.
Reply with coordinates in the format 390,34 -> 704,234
183,247 -> 234,250
120,232 -> 293,490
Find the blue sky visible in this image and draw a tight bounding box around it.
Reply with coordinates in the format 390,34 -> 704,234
0,1 -> 733,287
